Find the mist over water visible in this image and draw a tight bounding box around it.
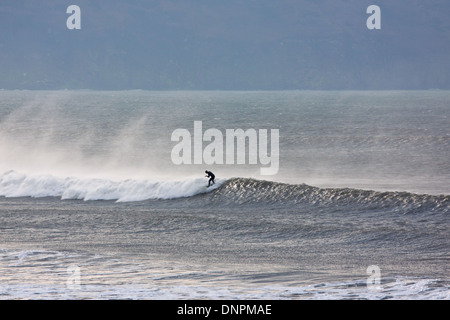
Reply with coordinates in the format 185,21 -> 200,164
0,90 -> 448,196
0,91 -> 171,180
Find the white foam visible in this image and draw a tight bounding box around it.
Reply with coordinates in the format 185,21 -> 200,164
284,277 -> 450,300
1,248 -> 448,300
1,278 -> 448,300
0,170 -> 224,202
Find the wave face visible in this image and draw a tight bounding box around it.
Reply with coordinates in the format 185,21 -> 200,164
1,171 -> 448,214
213,178 -> 449,212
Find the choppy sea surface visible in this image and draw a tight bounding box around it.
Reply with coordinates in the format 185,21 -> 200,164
0,90 -> 448,299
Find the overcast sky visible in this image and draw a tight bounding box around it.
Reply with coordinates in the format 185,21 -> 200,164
1,0 -> 450,90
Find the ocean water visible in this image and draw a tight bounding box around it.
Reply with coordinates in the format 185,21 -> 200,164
0,90 -> 448,300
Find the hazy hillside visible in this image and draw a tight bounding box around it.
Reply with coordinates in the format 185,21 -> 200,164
1,0 -> 450,90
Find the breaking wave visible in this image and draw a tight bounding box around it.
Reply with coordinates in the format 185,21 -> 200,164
0,170 -> 223,202
0,171 -> 448,213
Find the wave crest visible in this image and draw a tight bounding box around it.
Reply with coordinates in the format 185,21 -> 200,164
0,170 -> 222,202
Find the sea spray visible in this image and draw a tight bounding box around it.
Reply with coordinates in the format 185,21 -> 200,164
0,170 -> 225,202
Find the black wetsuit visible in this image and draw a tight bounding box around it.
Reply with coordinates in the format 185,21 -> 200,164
205,171 -> 215,187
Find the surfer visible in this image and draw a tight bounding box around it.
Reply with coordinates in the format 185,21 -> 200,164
205,170 -> 215,187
